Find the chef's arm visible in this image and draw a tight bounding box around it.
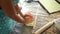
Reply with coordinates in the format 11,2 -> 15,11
15,5 -> 24,17
0,0 -> 26,24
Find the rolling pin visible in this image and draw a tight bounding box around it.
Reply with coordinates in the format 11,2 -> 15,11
34,19 -> 56,34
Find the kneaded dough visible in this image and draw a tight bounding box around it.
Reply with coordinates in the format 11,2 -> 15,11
25,21 -> 35,26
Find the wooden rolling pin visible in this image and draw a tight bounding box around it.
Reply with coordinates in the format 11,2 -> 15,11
34,19 -> 56,34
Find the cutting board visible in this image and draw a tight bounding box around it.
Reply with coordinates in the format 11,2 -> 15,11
39,0 -> 60,13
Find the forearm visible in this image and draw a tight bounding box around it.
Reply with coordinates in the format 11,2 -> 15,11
9,14 -> 26,24
0,0 -> 26,24
15,5 -> 24,17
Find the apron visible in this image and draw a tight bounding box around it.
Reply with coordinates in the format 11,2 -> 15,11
0,0 -> 19,34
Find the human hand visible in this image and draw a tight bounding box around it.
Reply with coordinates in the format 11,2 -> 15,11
24,12 -> 33,24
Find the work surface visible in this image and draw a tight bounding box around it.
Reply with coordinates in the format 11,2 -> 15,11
12,2 -> 60,34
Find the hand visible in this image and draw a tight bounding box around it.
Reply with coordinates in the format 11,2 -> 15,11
24,12 -> 33,24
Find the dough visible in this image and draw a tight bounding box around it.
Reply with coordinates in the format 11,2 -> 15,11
25,21 -> 35,26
